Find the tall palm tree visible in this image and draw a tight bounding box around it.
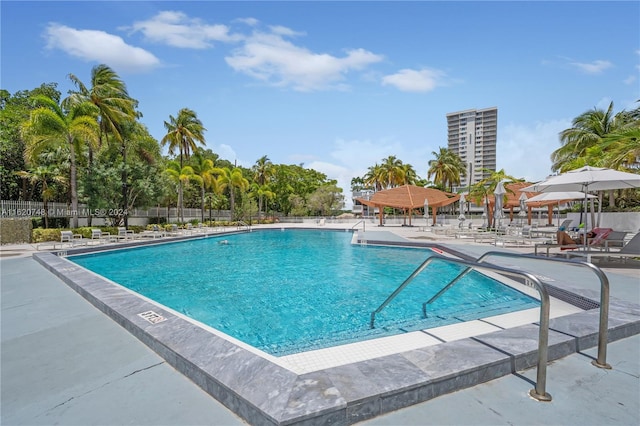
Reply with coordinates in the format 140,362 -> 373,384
379,155 -> 405,188
66,64 -> 137,146
161,108 -> 206,222
190,152 -> 215,223
165,161 -> 201,223
551,101 -> 623,173
252,155 -> 275,218
363,163 -> 384,191
66,64 -> 137,225
21,95 -> 99,228
213,167 -> 249,221
428,147 -> 466,191
15,165 -> 67,228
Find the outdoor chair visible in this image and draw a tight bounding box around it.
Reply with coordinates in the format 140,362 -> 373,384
565,233 -> 640,262
91,229 -> 112,244
116,227 -> 136,241
59,230 -> 85,247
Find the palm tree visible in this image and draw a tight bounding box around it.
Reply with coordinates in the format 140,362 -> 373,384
470,168 -> 520,228
213,167 -> 249,221
190,152 -> 215,223
551,101 -> 624,173
66,64 -> 137,146
21,95 -> 99,228
161,108 -> 206,222
364,164 -> 384,191
380,155 -> 405,188
165,161 -> 201,223
15,165 -> 67,228
428,148 -> 466,191
252,155 -> 275,218
399,163 -> 419,185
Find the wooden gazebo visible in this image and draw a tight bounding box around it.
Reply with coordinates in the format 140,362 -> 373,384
354,185 -> 459,226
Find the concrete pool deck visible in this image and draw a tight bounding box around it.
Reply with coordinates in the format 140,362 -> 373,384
2,223 -> 639,425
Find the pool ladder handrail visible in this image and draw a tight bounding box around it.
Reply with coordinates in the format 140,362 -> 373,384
237,221 -> 251,230
351,220 -> 366,232
423,251 -> 611,370
369,254 -> 553,402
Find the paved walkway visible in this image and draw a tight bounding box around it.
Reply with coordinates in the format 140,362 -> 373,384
1,224 -> 639,425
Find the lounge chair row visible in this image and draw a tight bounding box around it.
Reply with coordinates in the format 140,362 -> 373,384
38,224 -> 226,250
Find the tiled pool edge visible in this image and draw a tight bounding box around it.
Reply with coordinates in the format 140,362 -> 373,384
33,251 -> 640,425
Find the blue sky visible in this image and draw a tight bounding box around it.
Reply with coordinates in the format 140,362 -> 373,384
2,1 -> 639,205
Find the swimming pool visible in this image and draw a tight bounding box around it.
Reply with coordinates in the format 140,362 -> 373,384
70,229 -> 539,356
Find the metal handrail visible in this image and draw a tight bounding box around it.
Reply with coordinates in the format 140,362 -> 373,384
237,221 -> 251,230
351,220 -> 366,232
370,254 -> 552,401
424,251 -> 611,370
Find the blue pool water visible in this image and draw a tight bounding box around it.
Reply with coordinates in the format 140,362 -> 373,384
70,229 -> 539,356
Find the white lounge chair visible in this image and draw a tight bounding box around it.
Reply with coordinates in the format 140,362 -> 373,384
59,230 -> 85,247
116,227 -> 136,241
91,229 -> 112,244
565,233 -> 640,262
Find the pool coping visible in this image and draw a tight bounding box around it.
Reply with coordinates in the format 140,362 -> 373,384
33,232 -> 640,425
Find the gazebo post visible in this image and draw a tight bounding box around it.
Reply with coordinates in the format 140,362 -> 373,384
547,205 -> 553,225
528,206 -> 532,225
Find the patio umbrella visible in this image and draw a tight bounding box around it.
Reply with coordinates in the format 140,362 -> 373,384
493,181 -> 506,228
481,196 -> 488,228
423,197 -> 429,225
517,192 -> 528,224
458,193 -> 466,221
522,166 -> 640,228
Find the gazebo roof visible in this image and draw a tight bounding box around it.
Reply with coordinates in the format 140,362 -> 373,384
355,185 -> 459,209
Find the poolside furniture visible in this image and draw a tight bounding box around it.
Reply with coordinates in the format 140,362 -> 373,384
139,225 -> 166,239
564,232 -> 640,262
91,229 -> 112,244
60,230 -> 85,247
116,227 -> 136,241
535,229 -> 631,257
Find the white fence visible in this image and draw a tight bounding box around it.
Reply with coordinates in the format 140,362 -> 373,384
0,200 -> 230,221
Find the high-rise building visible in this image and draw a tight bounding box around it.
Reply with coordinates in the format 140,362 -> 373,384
446,107 -> 497,188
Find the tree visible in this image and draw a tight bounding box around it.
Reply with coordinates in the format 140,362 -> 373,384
307,184 -> 344,216
21,95 -> 99,228
1,84 -> 61,200
165,161 -> 201,222
470,168 -> 520,228
66,64 -> 137,146
252,155 -> 275,218
213,167 -> 249,221
190,151 -> 215,222
15,165 -> 67,228
161,108 -> 206,222
552,101 -> 640,207
427,148 -> 466,192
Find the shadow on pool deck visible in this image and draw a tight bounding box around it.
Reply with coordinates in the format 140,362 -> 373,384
1,228 -> 639,425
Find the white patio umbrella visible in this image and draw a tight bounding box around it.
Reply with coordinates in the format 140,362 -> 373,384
522,166 -> 640,227
423,197 -> 429,225
518,192 -> 528,225
481,196 -> 488,228
493,181 -> 506,228
458,193 -> 466,222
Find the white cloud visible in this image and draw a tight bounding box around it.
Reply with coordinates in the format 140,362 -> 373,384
570,59 -> 613,74
44,23 -> 160,73
225,29 -> 383,91
623,75 -> 636,85
498,119 -> 571,183
126,11 -> 242,48
382,68 -> 445,92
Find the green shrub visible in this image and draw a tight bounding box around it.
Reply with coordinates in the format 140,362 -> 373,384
32,228 -> 62,243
